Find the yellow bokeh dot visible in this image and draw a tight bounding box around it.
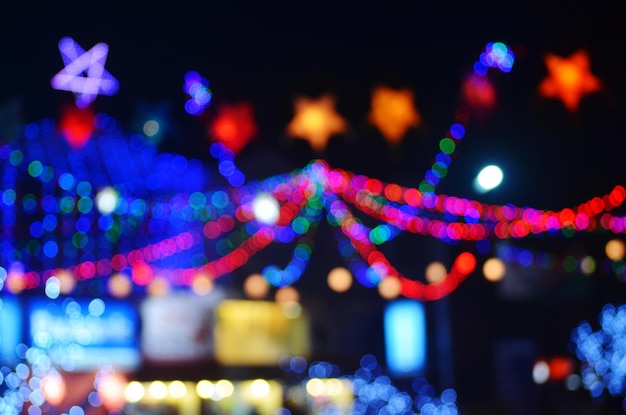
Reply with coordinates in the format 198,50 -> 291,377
483,258 -> 506,282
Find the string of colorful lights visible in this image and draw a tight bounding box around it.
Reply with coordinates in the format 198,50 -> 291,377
2,41 -> 625,305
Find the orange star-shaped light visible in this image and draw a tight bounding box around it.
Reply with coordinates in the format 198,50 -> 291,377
368,86 -> 421,144
538,50 -> 601,112
286,95 -> 347,152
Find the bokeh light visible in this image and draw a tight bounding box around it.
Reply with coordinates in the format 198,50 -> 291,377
425,262 -> 447,284
192,273 -> 214,296
327,267 -> 353,292
606,239 -> 625,261
253,193 -> 280,225
532,360 -> 550,384
275,286 -> 300,303
244,273 -> 269,299
474,165 -> 503,193
483,257 -> 506,282
378,276 -> 402,299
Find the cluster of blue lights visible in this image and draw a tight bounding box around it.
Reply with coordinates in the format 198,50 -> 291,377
473,42 -> 515,76
279,355 -> 461,415
352,355 -> 460,415
210,142 -> 246,187
0,114 -> 211,291
183,71 -> 212,116
571,304 -> 626,408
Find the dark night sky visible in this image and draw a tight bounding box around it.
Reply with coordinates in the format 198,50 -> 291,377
2,2 -> 626,411
2,2 -> 626,206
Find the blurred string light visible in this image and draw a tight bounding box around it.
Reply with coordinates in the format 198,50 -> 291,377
538,49 -> 601,112
210,142 -> 246,187
490,240 -> 626,280
417,41 -> 514,201
2,117 -> 626,300
183,71 -> 212,116
51,37 -> 119,109
3,41 -> 626,303
571,304 -> 626,409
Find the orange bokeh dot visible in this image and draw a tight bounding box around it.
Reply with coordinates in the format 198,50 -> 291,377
327,267 -> 353,293
244,273 -> 269,299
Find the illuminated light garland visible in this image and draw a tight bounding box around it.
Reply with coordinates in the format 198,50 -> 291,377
3,41 -> 626,303
417,42 -> 515,196
210,142 -> 246,187
2,149 -> 626,300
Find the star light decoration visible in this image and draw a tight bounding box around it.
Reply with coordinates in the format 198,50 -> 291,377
368,86 -> 421,145
209,102 -> 258,154
538,50 -> 602,112
286,95 -> 347,153
51,37 -> 119,109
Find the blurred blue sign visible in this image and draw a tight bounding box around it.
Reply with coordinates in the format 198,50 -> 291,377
28,296 -> 140,371
0,295 -> 22,363
384,299 -> 427,376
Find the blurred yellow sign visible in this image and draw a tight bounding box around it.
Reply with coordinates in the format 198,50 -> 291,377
214,300 -> 310,365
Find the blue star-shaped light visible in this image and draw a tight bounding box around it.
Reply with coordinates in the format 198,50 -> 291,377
51,37 -> 119,109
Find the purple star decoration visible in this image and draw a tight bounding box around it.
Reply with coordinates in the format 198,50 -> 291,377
51,37 -> 119,109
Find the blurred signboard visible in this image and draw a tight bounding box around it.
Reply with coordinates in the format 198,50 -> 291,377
28,296 -> 140,371
214,300 -> 310,366
140,291 -> 223,363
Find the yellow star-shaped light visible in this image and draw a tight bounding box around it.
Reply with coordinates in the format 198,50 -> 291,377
286,95 -> 347,152
369,86 -> 421,144
538,50 -> 601,112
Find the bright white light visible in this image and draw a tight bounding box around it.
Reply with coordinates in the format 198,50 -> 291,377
214,380 -> 234,398
125,381 -> 144,403
532,361 -> 550,384
250,379 -> 270,398
196,380 -> 214,399
168,381 -> 187,398
252,193 -> 280,225
148,381 -> 167,399
95,187 -> 119,214
474,165 -> 503,193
